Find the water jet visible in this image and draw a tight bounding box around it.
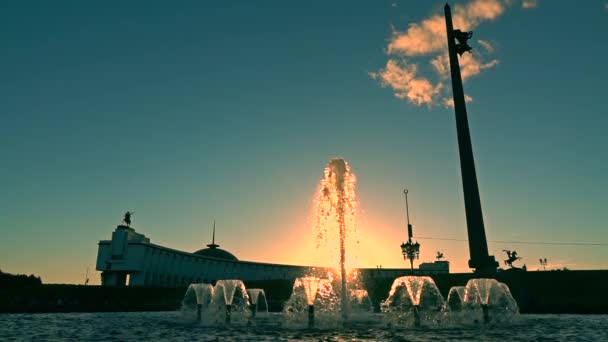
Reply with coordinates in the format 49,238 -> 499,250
413,305 -> 421,327
308,305 -> 314,328
225,304 -> 232,324
283,276 -> 338,327
246,289 -> 268,318
459,278 -> 518,324
181,283 -> 214,322
314,158 -> 357,320
381,276 -> 444,327
212,280 -> 250,325
482,304 -> 489,324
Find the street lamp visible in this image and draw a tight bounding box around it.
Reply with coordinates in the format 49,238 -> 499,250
539,258 -> 548,271
400,189 -> 421,274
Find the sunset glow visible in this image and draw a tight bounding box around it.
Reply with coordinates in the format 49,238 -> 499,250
0,1 -> 606,285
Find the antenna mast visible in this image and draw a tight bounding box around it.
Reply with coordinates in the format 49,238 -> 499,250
207,220 -> 219,249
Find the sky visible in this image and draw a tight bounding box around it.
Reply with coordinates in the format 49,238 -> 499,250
1,0 -> 607,285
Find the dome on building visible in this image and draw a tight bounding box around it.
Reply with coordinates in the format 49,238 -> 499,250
193,246 -> 238,261
193,221 -> 238,261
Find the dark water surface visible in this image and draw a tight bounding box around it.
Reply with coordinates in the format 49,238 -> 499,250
2,312 -> 607,341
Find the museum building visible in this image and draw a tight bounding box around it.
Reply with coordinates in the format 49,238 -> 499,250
96,224 -> 448,287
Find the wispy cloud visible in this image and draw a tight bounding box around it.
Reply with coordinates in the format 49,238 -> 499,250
430,53 -> 499,82
477,39 -> 495,52
443,95 -> 473,108
522,0 -> 538,9
372,0 -> 529,107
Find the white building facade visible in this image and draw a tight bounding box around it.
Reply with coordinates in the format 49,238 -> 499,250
96,225 -> 448,287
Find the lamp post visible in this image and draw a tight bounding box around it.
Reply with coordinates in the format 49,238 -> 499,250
539,258 -> 548,271
400,189 -> 420,274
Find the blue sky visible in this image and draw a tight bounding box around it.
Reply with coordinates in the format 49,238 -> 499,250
1,1 -> 607,284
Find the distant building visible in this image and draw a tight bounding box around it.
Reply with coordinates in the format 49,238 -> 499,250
419,260 -> 450,274
96,225 -> 449,287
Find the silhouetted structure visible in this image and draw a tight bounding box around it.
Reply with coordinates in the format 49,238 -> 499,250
84,267 -> 89,286
503,250 -> 522,268
194,221 -> 238,260
97,222 -> 447,287
400,189 -> 420,274
444,3 -> 498,274
206,220 -> 220,248
123,211 -> 133,227
0,270 -> 42,288
539,258 -> 548,271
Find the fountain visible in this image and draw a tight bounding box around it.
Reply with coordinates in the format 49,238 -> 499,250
314,158 -> 358,320
458,278 -> 519,324
246,289 -> 268,318
181,276 -> 519,329
447,286 -> 465,312
283,276 -> 339,328
211,279 -> 250,324
183,281 -> 272,325
178,159 -> 520,331
349,289 -> 374,314
181,283 -> 214,321
381,276 -> 445,327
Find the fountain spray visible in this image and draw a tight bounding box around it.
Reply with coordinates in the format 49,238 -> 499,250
225,304 -> 232,324
308,305 -> 315,328
314,158 -> 357,321
183,283 -> 213,323
250,303 -> 257,318
213,280 -> 248,325
334,160 -> 348,321
413,305 -> 421,327
482,304 -> 489,323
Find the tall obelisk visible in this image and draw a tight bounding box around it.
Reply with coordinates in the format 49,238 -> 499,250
444,3 -> 498,274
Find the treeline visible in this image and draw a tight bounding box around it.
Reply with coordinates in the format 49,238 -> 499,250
0,269 -> 42,287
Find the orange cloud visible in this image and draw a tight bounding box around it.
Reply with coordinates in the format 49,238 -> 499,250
430,54 -> 449,79
372,0 -> 516,107
454,0 -> 505,28
388,0 -> 505,56
370,59 -> 442,106
387,15 -> 446,56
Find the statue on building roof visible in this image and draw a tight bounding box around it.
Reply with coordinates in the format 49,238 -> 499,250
123,211 -> 134,227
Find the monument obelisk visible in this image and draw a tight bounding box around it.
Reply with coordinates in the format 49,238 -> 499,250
444,3 -> 498,274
